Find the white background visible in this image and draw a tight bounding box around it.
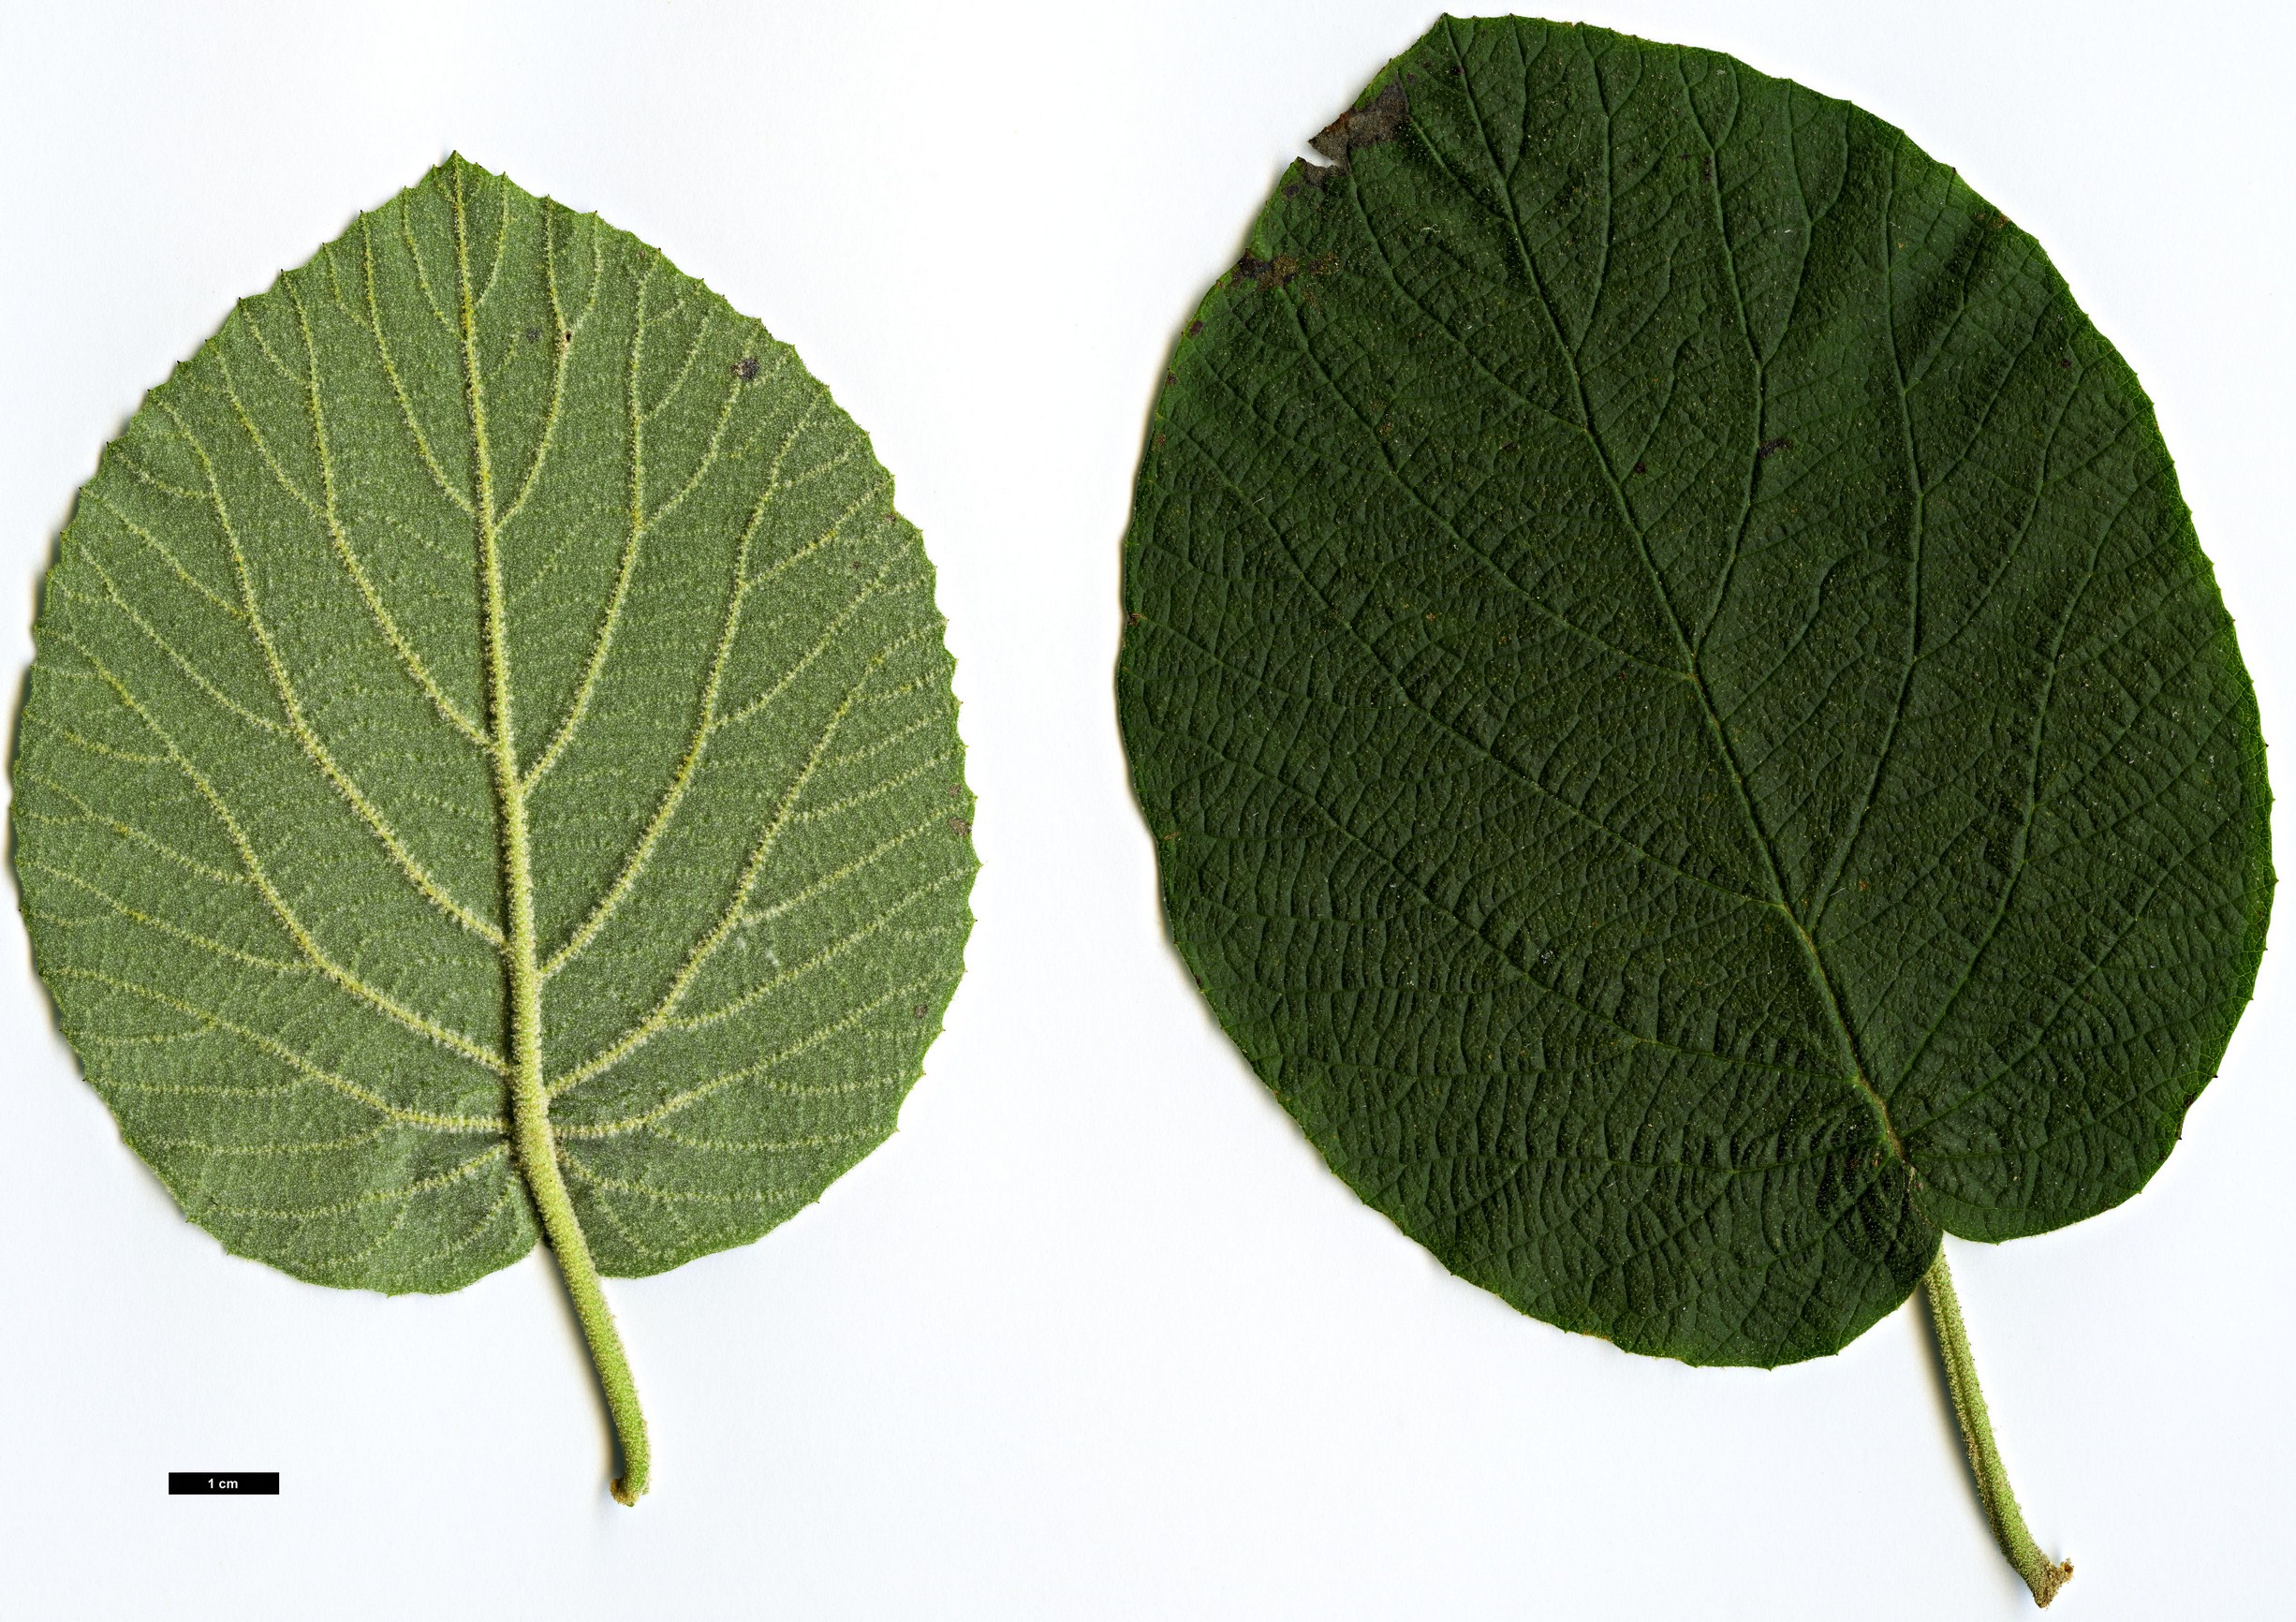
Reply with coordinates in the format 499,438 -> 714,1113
2,2 -> 2289,1617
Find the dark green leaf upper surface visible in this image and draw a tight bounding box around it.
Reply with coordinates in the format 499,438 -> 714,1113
1119,18 -> 2270,1364
16,158 -> 976,1292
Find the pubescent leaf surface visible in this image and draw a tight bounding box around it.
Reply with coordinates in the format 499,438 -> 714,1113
1120,17 -> 2270,1365
17,157 -> 976,1294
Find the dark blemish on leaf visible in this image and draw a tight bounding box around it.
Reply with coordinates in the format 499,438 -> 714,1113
1310,81 -> 1409,171
2060,358 -> 2074,370
1154,433 -> 1168,449
1757,435 -> 1791,460
1187,320 -> 1204,337
1165,372 -> 1178,387
733,356 -> 759,381
1234,253 -> 1291,289
1447,64 -> 1463,77
1283,184 -> 1303,200
948,817 -> 971,836
1702,157 -> 1714,184
913,1004 -> 930,1019
1127,611 -> 1144,627
947,783 -> 964,798
1633,461 -> 1647,474
1234,251 -> 1335,293
524,326 -> 541,343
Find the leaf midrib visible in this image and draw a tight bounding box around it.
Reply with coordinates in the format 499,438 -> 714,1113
1429,22 -> 1910,1163
433,166 -> 576,1197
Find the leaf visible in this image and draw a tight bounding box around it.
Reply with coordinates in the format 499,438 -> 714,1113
13,156 -> 977,1501
1119,17 -> 2271,1370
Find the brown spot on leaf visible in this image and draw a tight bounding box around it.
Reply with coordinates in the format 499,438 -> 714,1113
1757,435 -> 1791,460
524,326 -> 541,343
1310,81 -> 1409,170
913,1004 -> 931,1020
1233,252 -> 1293,289
733,356 -> 759,381
1153,433 -> 1167,449
1632,461 -> 1647,474
1234,250 -> 1336,292
948,817 -> 972,836
1187,319 -> 1204,337
947,783 -> 964,798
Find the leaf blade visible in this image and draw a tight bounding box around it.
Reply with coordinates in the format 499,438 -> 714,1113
15,156 -> 977,1301
1119,18 -> 2269,1364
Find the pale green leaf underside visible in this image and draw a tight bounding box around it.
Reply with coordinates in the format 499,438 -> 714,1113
17,157 -> 977,1292
1120,18 -> 2271,1364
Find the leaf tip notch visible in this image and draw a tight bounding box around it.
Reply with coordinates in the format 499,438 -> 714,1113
1306,78 -> 1409,173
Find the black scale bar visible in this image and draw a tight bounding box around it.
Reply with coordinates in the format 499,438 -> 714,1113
169,1472 -> 279,1495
